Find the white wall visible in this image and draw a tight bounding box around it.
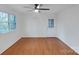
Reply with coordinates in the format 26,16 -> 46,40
0,5 -> 22,54
57,5 -> 79,53
22,12 -> 57,37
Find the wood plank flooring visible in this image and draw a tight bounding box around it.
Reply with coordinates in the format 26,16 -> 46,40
1,37 -> 78,55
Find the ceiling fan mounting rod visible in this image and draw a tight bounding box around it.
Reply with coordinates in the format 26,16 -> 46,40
35,4 -> 40,9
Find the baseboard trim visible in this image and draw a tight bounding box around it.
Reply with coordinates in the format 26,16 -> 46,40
57,36 -> 79,54
0,37 -> 21,54
21,37 -> 57,39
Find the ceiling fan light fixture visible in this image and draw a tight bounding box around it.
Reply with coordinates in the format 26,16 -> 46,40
34,9 -> 39,13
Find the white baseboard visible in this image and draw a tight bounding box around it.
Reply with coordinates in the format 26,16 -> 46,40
57,35 -> 79,54
0,37 -> 21,54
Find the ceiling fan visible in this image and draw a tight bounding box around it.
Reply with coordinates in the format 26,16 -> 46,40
24,4 -> 50,13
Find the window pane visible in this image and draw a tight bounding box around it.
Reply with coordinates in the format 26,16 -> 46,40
0,11 -> 16,33
0,12 -> 8,22
0,12 -> 9,33
48,19 -> 54,28
9,15 -> 16,31
9,15 -> 14,22
0,23 -> 9,33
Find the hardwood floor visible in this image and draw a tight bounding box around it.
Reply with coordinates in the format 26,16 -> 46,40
1,37 -> 78,55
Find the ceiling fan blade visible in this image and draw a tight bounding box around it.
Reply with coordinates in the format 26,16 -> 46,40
38,8 -> 50,10
24,6 -> 34,9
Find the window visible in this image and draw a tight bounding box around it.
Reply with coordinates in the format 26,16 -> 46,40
0,12 -> 16,33
48,19 -> 54,28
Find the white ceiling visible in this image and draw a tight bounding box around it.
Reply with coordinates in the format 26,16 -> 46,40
4,4 -> 75,14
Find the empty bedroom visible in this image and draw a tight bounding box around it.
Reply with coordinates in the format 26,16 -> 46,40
0,4 -> 79,55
